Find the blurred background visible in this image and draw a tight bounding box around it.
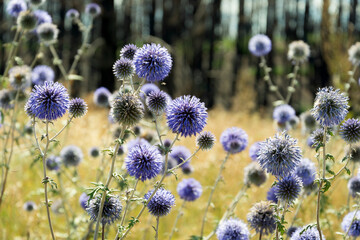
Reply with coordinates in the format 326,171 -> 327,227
0,0 -> 359,112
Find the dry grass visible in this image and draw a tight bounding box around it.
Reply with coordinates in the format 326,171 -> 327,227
0,98 -> 353,240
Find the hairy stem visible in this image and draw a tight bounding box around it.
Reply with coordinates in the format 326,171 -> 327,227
260,56 -> 285,102
285,62 -> 300,104
155,216 -> 160,240
119,179 -> 139,226
168,200 -> 186,240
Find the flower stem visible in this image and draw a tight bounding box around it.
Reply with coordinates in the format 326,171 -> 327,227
119,179 -> 139,226
49,45 -> 69,91
285,62 -> 300,104
260,56 -> 285,102
2,29 -> 22,83
168,200 -> 186,240
155,216 -> 160,240
200,152 -> 231,239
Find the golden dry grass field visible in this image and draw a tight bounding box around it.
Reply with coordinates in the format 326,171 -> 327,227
0,95 -> 354,240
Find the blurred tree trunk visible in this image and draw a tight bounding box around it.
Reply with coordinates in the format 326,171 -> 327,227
149,0 -> 156,36
303,0 -> 310,42
337,0 -> 342,29
349,0 -> 358,34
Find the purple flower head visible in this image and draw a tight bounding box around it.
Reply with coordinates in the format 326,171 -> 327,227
112,58 -> 134,80
60,145 -> 83,167
166,95 -> 208,137
89,146 -> 100,158
177,178 -> 202,201
46,155 -> 61,171
140,83 -> 160,99
6,0 -> 27,17
31,65 -> 54,85
244,162 -> 267,187
341,211 -> 360,237
275,175 -> 302,203
249,141 -> 261,161
340,118 -> 360,144
134,43 -> 172,82
287,227 -> 299,237
93,87 -> 111,107
120,44 -> 138,60
311,87 -> 349,127
69,98 -> 88,118
125,144 -> 163,181
248,34 -> 272,57
66,9 -> 79,19
146,90 -> 169,114
196,131 -> 216,151
26,81 -> 69,121
23,201 -> 37,212
216,218 -> 250,240
257,132 -> 302,177
220,127 -> 248,154
86,195 -> 122,225
295,158 -> 316,187
85,3 -> 101,17
144,188 -> 175,217
290,225 -> 325,240
348,176 -> 360,198
273,104 -> 296,124
0,90 -> 14,110
247,201 -> 276,235
266,186 -> 278,203
34,10 -> 52,26
170,146 -> 191,167
306,136 -> 315,148
79,193 -> 90,210
127,138 -> 151,152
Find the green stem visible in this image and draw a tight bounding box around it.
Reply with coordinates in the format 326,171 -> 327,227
285,62 -> 300,104
119,179 -> 139,225
168,200 -> 186,240
49,45 -> 69,91
57,173 -> 71,238
155,216 -> 160,240
260,56 -> 285,102
2,29 -> 21,82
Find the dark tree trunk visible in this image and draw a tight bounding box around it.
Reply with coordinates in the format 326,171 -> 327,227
303,0 -> 310,41
349,0 -> 358,33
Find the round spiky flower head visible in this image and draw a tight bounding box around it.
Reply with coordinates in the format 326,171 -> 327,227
46,155 -> 61,171
177,178 -> 202,201
290,225 -> 325,240
170,146 -> 191,167
0,90 -> 14,110
340,119 -> 360,144
9,65 -> 31,89
295,158 -> 316,187
65,9 -> 79,19
79,193 -> 90,210
287,227 -> 299,238
244,162 -> 267,187
349,146 -> 360,163
120,44 -> 138,60
196,131 -> 216,151
89,146 -> 100,158
248,34 -> 272,57
69,98 -> 87,118
341,211 -> 360,237
249,141 -> 261,161
110,93 -> 144,127
287,40 -> 310,64
275,175 -> 302,203
26,81 -> 69,121
60,145 -> 83,167
32,65 -> 55,86
146,90 -> 169,114
86,195 -> 122,225
309,128 -> 330,147
134,43 -> 172,82
266,186 -> 278,203
144,188 -> 175,217
140,83 -> 160,99
348,176 -> 360,198
112,58 -> 134,80
37,23 -> 59,44
34,10 -> 52,26
300,111 -> 317,133
216,218 -> 250,240
30,0 -> 45,7
6,0 -> 27,17
220,127 -> 248,154
125,144 -> 163,181
23,201 -> 37,212
166,95 -> 207,137
258,133 -> 302,177
311,87 -> 349,127
17,11 -> 37,30
85,3 -> 101,17
349,42 -> 360,66
247,201 -> 276,235
273,104 -> 296,124
93,87 -> 111,107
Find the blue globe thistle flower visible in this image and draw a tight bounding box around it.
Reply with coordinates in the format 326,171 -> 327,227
37,23 -> 59,44
340,119 -> 360,144
341,211 -> 360,237
34,10 -> 52,26
31,65 -> 54,86
134,43 -> 172,82
350,146 -> 360,163
89,146 -> 100,158
220,127 -> 248,154
85,3 -> 101,17
86,195 -> 122,225
258,133 -> 302,177
295,158 -> 316,187
273,104 -> 296,124
287,40 -> 310,64
0,90 -> 14,110
6,0 -> 27,17
127,138 -> 151,152
120,44 -> 138,60
93,87 -> 111,107
249,141 -> 261,161
182,164 -> 194,174
247,201 -> 276,235
311,87 -> 349,127
166,95 -> 207,137
290,225 -> 325,240
170,146 -> 191,167
196,131 -> 216,151
287,227 -> 299,237
9,65 -> 32,89
244,162 -> 267,187
125,144 -> 163,181
144,188 -> 175,217
110,93 -> 144,126
140,83 -> 160,99
23,201 -> 37,212
146,90 -> 169,114
275,175 -> 302,203
348,176 -> 360,198
17,11 -> 37,30
349,42 -> 360,66
45,155 -> 61,171
248,34 -> 272,57
79,193 -> 90,210
66,9 -> 79,19
26,81 -> 69,121
288,115 -> 300,129
300,111 -> 317,133
69,98 -> 88,118
310,128 -> 330,147
266,186 -> 278,203
177,178 -> 202,201
112,58 -> 134,80
60,145 -> 83,167
216,218 -> 250,240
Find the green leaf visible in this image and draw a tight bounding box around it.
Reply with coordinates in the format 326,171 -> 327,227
345,167 -> 351,175
326,153 -> 335,162
322,179 -> 332,193
68,74 -> 84,81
